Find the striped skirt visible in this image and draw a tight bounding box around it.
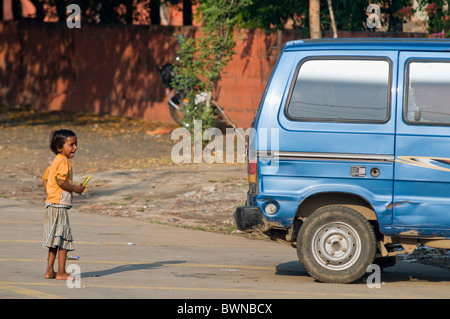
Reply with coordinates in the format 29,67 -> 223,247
43,205 -> 74,251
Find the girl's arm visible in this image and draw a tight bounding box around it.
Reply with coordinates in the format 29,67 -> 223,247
42,166 -> 50,193
56,179 -> 85,195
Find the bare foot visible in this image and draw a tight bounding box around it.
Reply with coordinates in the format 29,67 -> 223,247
55,272 -> 72,280
44,271 -> 56,279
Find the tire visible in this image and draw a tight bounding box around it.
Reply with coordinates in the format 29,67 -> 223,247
297,205 -> 377,284
169,104 -> 183,126
169,93 -> 185,126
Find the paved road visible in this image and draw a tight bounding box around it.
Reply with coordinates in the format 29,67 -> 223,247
1,198 -> 449,301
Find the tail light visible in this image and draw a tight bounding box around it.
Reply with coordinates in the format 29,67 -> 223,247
248,153 -> 258,194
246,131 -> 258,194
248,158 -> 257,183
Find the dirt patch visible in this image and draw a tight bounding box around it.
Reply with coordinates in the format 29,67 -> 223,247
0,107 -> 247,233
76,164 -> 247,232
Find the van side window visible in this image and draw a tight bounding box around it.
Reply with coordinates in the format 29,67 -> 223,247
286,58 -> 390,123
405,61 -> 450,125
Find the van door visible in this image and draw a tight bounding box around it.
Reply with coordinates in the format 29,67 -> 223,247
394,52 -> 450,235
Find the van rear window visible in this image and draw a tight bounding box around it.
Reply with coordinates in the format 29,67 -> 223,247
286,58 -> 390,123
405,61 -> 450,125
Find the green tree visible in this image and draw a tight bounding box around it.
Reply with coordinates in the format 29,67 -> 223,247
318,0 -> 414,33
329,0 -> 370,31
240,0 -> 415,34
416,0 -> 450,37
239,0 -> 309,31
172,0 -> 251,130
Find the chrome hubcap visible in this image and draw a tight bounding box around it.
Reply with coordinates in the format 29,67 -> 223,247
311,222 -> 361,271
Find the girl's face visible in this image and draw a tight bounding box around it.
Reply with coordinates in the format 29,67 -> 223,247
59,136 -> 78,158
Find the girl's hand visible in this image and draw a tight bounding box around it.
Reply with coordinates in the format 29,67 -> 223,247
57,180 -> 85,195
75,184 -> 85,195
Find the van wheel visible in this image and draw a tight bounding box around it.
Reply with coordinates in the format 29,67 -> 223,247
297,205 -> 376,284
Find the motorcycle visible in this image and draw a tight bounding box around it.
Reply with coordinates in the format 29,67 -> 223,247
157,63 -> 226,128
157,63 -> 186,126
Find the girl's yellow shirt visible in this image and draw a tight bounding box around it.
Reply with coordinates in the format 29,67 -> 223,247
42,154 -> 73,207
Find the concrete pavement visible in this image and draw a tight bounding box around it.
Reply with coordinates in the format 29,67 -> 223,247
1,197 -> 449,300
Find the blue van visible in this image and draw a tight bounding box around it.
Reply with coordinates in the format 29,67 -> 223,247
234,39 -> 450,283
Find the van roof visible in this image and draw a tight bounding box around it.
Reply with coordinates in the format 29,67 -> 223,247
284,38 -> 450,52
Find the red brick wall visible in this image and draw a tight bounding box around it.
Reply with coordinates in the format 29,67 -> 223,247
0,21 -> 427,128
0,21 -> 192,124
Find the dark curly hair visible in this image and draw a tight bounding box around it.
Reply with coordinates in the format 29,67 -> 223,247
49,129 -> 76,155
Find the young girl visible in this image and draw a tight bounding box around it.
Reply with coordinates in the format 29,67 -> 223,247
42,129 -> 85,280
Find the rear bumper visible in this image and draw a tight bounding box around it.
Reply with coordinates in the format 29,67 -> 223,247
234,206 -> 268,232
